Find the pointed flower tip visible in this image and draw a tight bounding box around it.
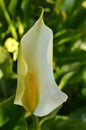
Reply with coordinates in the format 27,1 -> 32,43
38,7 -> 44,20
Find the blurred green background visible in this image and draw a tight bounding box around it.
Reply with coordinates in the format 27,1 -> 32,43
0,0 -> 86,130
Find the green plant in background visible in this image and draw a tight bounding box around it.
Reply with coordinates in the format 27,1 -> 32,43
0,0 -> 86,130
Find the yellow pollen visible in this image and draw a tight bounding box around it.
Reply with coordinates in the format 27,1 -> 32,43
28,70 -> 38,110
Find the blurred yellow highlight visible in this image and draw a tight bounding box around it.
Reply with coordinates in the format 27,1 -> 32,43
4,38 -> 19,61
5,38 -> 19,53
82,1 -> 86,8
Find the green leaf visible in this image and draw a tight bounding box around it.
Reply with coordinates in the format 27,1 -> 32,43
54,29 -> 84,46
55,50 -> 86,66
42,114 -> 86,130
69,107 -> 86,121
0,46 -> 15,78
40,106 -> 62,127
8,0 -> 18,16
0,96 -> 27,130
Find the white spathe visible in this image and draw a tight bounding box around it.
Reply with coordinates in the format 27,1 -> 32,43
14,10 -> 68,117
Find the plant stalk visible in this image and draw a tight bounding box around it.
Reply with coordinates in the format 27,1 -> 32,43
0,0 -> 18,39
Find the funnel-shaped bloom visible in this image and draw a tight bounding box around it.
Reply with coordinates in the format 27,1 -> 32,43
14,10 -> 68,117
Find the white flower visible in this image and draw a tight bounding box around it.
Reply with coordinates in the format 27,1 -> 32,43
14,9 -> 68,117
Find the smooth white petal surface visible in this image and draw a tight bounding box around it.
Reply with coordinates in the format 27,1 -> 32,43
14,10 -> 68,117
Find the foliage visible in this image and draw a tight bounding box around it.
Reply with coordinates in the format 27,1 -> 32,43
0,0 -> 86,129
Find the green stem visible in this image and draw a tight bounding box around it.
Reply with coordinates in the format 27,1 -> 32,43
32,115 -> 41,130
0,0 -> 18,39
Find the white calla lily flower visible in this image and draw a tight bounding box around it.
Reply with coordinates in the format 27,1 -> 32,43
14,10 -> 68,117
